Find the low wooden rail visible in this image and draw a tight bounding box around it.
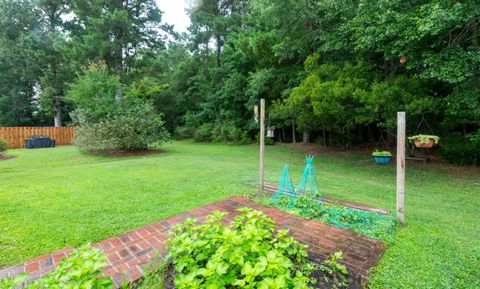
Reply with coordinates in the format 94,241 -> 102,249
0,127 -> 75,149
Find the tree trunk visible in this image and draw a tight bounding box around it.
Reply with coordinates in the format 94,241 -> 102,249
292,122 -> 296,143
54,96 -> 62,127
322,125 -> 327,147
303,132 -> 310,144
216,35 -> 222,67
114,46 -> 123,102
205,42 -> 210,79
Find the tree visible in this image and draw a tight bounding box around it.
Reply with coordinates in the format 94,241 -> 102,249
36,0 -> 72,126
0,0 -> 41,126
68,0 -> 166,90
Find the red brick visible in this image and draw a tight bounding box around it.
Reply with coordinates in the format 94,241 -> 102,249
0,196 -> 386,288
25,262 -> 39,273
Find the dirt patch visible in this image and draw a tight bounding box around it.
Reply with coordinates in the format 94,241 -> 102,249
100,149 -> 167,157
0,154 -> 15,161
134,263 -> 362,289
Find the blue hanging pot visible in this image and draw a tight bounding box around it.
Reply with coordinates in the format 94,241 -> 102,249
372,151 -> 392,165
373,155 -> 392,164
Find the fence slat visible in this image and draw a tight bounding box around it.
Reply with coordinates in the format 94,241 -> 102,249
0,127 -> 75,149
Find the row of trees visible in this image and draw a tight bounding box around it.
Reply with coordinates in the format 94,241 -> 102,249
170,0 -> 479,163
0,0 -> 168,126
0,0 -> 479,163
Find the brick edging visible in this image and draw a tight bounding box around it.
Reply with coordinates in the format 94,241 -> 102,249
0,196 -> 386,287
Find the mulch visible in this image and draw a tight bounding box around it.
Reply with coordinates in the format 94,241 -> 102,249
0,154 -> 15,161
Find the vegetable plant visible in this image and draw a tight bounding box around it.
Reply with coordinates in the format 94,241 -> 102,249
167,208 -> 316,289
0,244 -> 113,289
371,150 -> 391,157
408,134 -> 440,145
273,194 -> 398,243
320,252 -> 349,289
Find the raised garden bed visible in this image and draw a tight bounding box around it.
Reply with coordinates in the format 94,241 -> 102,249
262,183 -> 398,242
0,197 -> 386,288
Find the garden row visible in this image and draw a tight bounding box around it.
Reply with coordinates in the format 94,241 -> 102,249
1,195 -> 394,289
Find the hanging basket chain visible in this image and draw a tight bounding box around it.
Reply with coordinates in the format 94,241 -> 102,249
414,115 -> 435,135
375,131 -> 390,151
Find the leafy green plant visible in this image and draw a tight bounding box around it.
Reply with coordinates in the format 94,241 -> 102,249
273,194 -> 398,243
68,62 -> 170,153
124,259 -> 168,289
371,150 -> 391,157
167,208 -> 315,289
71,98 -> 170,153
0,137 -> 7,154
320,252 -> 349,289
408,134 -> 440,145
0,244 -> 113,289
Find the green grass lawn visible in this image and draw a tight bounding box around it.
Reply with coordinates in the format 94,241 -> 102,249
1,141 -> 479,288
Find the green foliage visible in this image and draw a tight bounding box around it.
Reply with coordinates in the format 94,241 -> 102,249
71,98 -> 170,152
371,150 -> 391,157
193,123 -> 214,142
0,245 -> 113,289
273,194 -> 398,243
319,252 -> 349,289
0,137 -> 7,153
68,63 -> 169,152
167,208 -> 315,289
1,142 -> 479,288
67,62 -> 120,122
440,133 -> 480,165
127,260 -> 167,289
408,134 -> 440,145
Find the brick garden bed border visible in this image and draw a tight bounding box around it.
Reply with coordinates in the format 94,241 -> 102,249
0,197 -> 387,288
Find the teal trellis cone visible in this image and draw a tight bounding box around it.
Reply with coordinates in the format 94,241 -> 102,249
270,163 -> 297,207
297,155 -> 321,198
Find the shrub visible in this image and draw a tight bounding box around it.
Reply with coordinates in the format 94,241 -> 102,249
0,245 -> 113,289
441,132 -> 480,165
167,208 -> 315,289
72,99 -> 170,152
0,137 -> 7,153
212,122 -> 250,144
193,123 -> 213,142
68,62 -> 170,153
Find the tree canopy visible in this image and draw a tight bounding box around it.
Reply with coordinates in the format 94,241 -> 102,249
0,0 -> 478,163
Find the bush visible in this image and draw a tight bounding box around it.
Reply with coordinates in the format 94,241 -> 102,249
0,245 -> 113,289
193,123 -> 213,142
167,208 -> 315,289
72,99 -> 170,152
441,132 -> 480,165
212,122 -> 250,144
0,137 -> 7,153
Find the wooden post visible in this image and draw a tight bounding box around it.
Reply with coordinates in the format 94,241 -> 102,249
260,99 -> 265,191
397,112 -> 406,225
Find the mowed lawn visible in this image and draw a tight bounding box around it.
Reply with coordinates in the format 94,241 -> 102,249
0,141 -> 479,288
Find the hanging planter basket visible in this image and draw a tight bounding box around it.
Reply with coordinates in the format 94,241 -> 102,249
267,126 -> 275,138
371,150 -> 392,165
408,135 -> 440,149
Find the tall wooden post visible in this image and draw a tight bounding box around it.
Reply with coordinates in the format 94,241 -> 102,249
260,99 -> 265,191
397,112 -> 406,225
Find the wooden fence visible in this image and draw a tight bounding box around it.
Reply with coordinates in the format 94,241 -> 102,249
0,127 -> 75,149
